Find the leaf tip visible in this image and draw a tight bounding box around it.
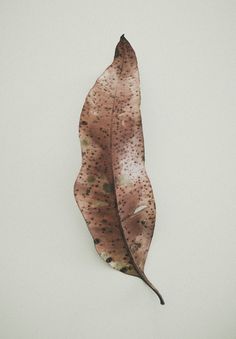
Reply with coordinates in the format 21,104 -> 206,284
159,296 -> 165,305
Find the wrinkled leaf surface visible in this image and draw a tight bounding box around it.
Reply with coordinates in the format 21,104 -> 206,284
74,35 -> 164,304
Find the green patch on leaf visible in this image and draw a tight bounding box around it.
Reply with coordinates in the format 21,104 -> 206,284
92,200 -> 109,208
103,183 -> 114,193
81,139 -> 89,146
118,175 -> 131,186
87,175 -> 95,183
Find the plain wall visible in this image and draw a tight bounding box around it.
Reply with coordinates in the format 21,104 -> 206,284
0,0 -> 235,338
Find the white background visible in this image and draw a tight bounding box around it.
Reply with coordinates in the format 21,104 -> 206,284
0,1 -> 235,338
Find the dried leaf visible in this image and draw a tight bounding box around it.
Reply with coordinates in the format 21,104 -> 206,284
74,35 -> 164,304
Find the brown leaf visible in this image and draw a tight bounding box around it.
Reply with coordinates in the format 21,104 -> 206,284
74,34 -> 164,304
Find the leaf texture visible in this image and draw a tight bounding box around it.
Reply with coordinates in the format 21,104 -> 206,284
74,35 -> 164,304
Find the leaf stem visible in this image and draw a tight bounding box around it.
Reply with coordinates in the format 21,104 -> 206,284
139,271 -> 165,305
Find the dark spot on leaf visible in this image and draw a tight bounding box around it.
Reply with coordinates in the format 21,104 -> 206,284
106,257 -> 112,263
114,47 -> 120,58
120,267 -> 127,273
